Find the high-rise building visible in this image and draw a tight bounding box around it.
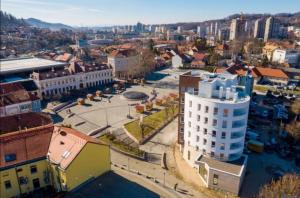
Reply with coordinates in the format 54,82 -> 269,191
218,28 -> 230,41
253,19 -> 265,39
264,17 -> 280,42
229,18 -> 246,40
214,22 -> 219,35
197,26 -> 206,37
178,71 -> 250,195
210,23 -> 215,35
177,26 -> 183,34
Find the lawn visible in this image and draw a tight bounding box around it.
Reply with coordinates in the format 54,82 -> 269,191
124,104 -> 178,141
254,85 -> 300,95
99,134 -> 145,158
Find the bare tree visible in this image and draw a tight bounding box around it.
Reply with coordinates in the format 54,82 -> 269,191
258,173 -> 300,198
291,99 -> 300,121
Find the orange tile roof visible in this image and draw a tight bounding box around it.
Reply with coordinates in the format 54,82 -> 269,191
252,67 -> 289,79
48,127 -> 105,170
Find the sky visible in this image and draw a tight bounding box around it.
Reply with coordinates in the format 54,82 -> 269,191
2,0 -> 300,26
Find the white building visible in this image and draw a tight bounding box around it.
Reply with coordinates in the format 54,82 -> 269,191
31,60 -> 113,98
171,50 -> 183,68
272,49 -> 300,67
180,72 -> 250,195
107,49 -> 140,79
229,18 -> 246,40
264,17 -> 280,42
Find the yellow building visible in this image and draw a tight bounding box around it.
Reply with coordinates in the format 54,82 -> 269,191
0,113 -> 110,198
262,42 -> 279,60
47,126 -> 110,192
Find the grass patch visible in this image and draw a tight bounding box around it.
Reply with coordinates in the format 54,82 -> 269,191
254,85 -> 300,95
124,104 -> 178,141
99,134 -> 145,158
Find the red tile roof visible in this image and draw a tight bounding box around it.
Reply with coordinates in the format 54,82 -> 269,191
252,67 -> 289,79
0,113 -> 53,169
0,83 -> 39,107
109,49 -> 138,58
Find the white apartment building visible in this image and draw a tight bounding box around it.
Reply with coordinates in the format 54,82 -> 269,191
272,49 -> 300,67
31,60 -> 113,98
107,49 -> 140,79
180,72 -> 250,195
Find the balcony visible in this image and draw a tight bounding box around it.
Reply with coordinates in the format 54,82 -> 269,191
232,120 -> 246,128
231,132 -> 244,139
233,108 -> 247,117
230,143 -> 243,150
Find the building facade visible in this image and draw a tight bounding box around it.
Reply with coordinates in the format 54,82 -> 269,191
229,19 -> 246,40
272,49 -> 300,67
179,71 -> 250,195
31,60 -> 113,98
107,49 -> 140,79
253,19 -> 265,39
264,17 -> 280,42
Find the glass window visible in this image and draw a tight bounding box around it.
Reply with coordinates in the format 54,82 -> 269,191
212,130 -> 216,137
196,146 -> 199,151
197,115 -> 200,121
211,141 -> 215,148
4,154 -> 16,162
198,104 -> 201,111
189,101 -> 192,107
205,106 -> 209,113
220,143 -> 225,150
203,128 -> 208,135
211,151 -> 215,157
221,132 -> 226,139
204,117 -> 208,124
30,165 -> 37,174
197,125 -> 200,132
188,121 -> 191,127
189,111 -> 192,118
213,174 -> 218,185
213,119 -> 217,126
223,109 -> 229,117
203,139 -> 207,145
220,153 -> 224,159
196,136 -> 200,142
19,177 -> 27,185
222,121 -> 227,128
4,180 -> 11,189
188,131 -> 191,137
202,149 -> 206,155
188,151 -> 190,160
213,107 -> 218,115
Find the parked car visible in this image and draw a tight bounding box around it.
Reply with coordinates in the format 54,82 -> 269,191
247,140 -> 264,153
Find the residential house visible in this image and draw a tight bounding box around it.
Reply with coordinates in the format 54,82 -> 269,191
262,42 -> 280,60
252,67 -> 289,85
272,49 -> 300,67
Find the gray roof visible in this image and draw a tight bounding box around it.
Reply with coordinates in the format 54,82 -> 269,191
196,155 -> 247,176
0,57 -> 67,75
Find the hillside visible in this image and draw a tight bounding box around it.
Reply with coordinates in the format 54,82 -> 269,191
0,11 -> 28,31
25,18 -> 73,31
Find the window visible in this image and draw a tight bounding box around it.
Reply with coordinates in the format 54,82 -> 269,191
189,111 -> 192,118
198,104 -> 201,111
202,149 -> 206,155
213,107 -> 218,115
203,128 -> 208,135
211,141 -> 215,148
204,117 -> 208,124
196,146 -> 199,151
19,177 -> 27,185
188,151 -> 190,160
197,115 -> 200,121
188,121 -> 191,127
16,168 -> 22,172
4,154 -> 16,162
213,119 -> 217,126
211,151 -> 215,157
222,120 -> 227,128
30,165 -> 37,174
203,139 -> 207,145
221,132 -> 226,139
4,180 -> 11,189
205,106 -> 209,113
188,141 -> 190,146
188,131 -> 191,137
189,101 -> 192,107
220,153 -> 224,159
196,136 -> 200,142
223,109 -> 229,117
181,97 -> 184,103
213,174 -> 218,185
220,143 -> 225,150
212,130 -> 216,137
196,125 -> 200,132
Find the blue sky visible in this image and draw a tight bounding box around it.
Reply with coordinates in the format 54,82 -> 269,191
2,0 -> 300,26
